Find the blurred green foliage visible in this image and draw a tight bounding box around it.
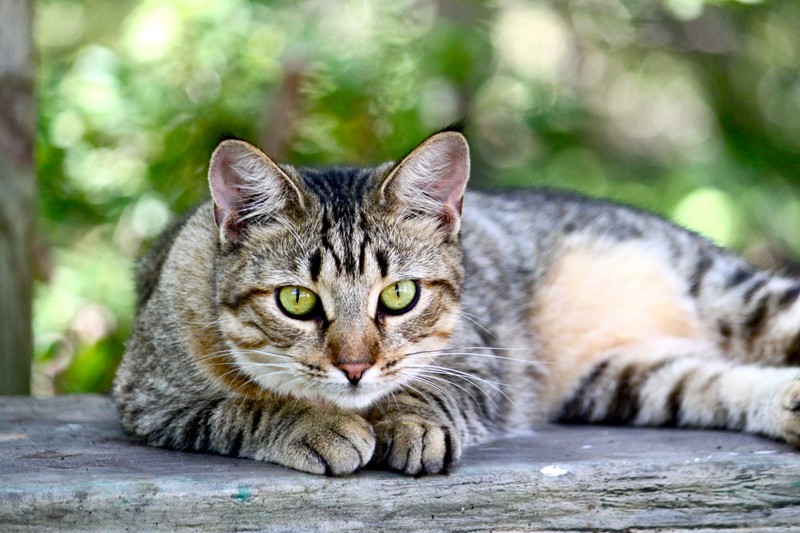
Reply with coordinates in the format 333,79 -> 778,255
35,0 -> 800,395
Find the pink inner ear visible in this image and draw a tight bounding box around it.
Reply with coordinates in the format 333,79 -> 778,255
209,149 -> 246,227
427,146 -> 469,218
407,133 -> 470,228
207,139 -> 306,244
382,132 -> 470,232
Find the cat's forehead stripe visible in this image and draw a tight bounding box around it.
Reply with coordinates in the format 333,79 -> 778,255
309,249 -> 322,282
318,205 -> 342,271
298,166 -> 372,203
376,249 -> 389,278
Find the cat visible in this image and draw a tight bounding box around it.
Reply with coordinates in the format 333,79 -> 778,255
113,127 -> 800,476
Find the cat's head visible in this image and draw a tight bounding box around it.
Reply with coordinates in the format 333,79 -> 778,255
207,131 -> 469,409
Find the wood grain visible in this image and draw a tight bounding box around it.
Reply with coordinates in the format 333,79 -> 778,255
1,395 -> 798,531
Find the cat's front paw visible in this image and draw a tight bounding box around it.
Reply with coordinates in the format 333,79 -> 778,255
372,413 -> 461,475
272,411 -> 375,476
776,378 -> 800,447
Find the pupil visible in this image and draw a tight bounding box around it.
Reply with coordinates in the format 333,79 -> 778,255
394,283 -> 400,298
293,288 -> 300,304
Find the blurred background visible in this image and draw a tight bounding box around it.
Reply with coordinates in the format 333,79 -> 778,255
34,0 -> 800,395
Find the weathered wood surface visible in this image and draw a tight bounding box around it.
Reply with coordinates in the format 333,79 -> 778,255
1,395 -> 798,532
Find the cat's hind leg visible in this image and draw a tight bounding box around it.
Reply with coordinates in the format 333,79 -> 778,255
550,338 -> 800,446
692,260 -> 800,367
531,238 -> 800,445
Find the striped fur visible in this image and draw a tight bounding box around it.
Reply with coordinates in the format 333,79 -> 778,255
114,132 -> 800,476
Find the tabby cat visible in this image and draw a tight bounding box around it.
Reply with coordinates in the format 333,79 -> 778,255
114,128 -> 800,476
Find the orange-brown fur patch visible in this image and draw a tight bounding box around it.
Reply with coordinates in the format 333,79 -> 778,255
184,310 -> 268,399
534,241 -> 706,411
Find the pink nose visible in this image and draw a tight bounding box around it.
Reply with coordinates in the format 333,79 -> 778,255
337,362 -> 372,385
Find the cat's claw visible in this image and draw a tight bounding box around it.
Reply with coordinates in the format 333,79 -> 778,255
372,414 -> 461,476
274,411 -> 375,476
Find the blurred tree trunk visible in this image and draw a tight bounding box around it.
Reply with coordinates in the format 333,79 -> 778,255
0,0 -> 35,395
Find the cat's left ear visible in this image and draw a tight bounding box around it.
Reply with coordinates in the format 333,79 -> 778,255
208,139 -> 305,245
380,131 -> 470,235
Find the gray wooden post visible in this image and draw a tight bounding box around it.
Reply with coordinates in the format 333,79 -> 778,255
0,0 -> 35,395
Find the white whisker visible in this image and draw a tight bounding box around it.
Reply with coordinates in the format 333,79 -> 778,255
401,382 -> 440,413
405,349 -> 548,367
411,373 -> 483,414
458,311 -> 498,341
408,366 -> 505,389
403,363 -> 521,415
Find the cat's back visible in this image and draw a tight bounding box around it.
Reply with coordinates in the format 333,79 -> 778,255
464,188 -> 677,246
461,187 -> 722,270
458,188 -> 730,344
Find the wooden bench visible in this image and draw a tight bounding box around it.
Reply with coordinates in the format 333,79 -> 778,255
1,395 -> 798,531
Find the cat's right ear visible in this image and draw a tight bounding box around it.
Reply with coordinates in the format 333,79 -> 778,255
380,130 -> 470,236
208,140 -> 304,245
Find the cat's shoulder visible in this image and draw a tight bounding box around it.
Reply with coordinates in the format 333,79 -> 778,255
135,201 -> 212,309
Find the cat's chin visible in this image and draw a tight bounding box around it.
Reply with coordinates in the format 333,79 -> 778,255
302,386 -> 391,412
248,372 -> 393,411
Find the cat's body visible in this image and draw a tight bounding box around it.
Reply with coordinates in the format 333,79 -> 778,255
114,131 -> 800,475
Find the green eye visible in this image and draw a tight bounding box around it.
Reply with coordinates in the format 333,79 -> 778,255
277,286 -> 319,318
379,280 -> 418,314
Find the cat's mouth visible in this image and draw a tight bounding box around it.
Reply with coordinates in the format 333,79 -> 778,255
330,384 -> 389,409
284,379 -> 395,411
315,368 -> 403,410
